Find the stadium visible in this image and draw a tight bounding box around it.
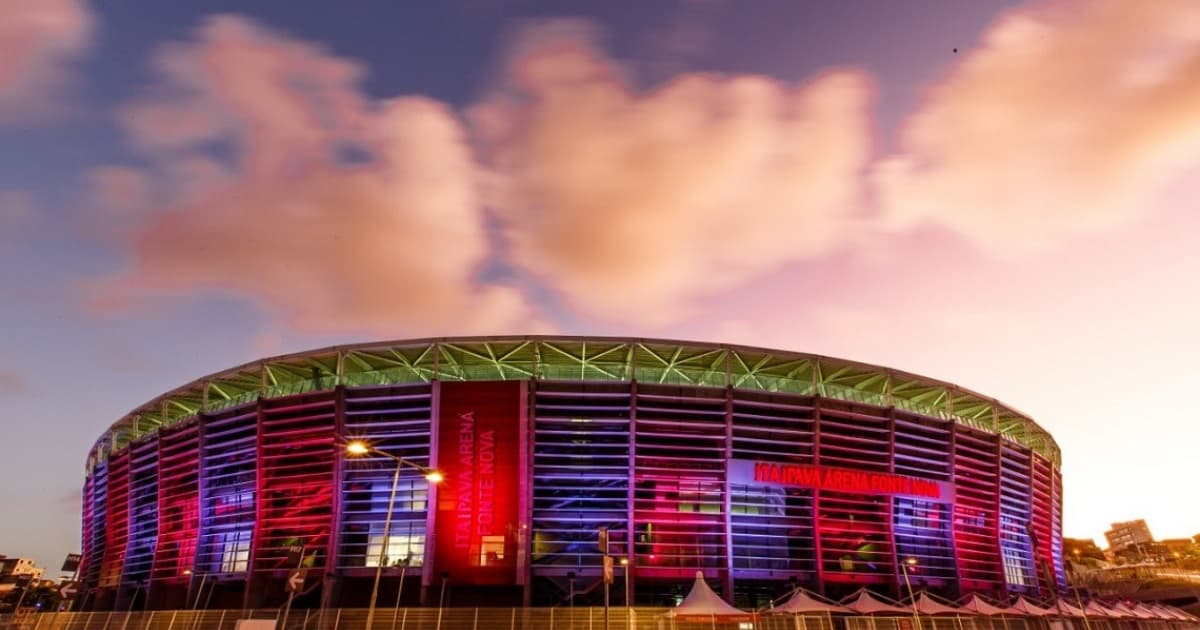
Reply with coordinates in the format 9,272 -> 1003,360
79,336 -> 1064,612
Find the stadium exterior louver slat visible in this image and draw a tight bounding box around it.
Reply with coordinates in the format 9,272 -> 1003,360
77,336 -> 1063,610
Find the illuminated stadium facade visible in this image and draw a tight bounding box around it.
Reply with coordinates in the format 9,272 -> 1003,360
80,336 -> 1065,610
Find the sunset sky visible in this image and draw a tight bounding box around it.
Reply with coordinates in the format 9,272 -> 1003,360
3,0 -> 1200,571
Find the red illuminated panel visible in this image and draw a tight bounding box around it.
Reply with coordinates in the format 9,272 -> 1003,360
99,450 -> 130,588
151,423 -> 200,582
1031,455 -> 1055,591
253,392 -> 336,573
951,429 -> 1004,591
435,381 -> 522,585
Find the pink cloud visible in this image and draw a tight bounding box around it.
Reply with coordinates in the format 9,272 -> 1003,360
57,488 -> 83,509
87,166 -> 153,217
92,341 -> 154,373
475,29 -> 874,323
118,15 -> 366,173
98,16 -> 532,336
875,0 -> 1200,253
0,190 -> 35,225
0,0 -> 92,120
0,369 -> 27,395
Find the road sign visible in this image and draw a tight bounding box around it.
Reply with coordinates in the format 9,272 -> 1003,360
61,554 -> 82,573
286,570 -> 306,593
59,582 -> 79,599
286,544 -> 305,566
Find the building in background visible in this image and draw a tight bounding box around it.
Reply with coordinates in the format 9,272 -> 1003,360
1106,520 -> 1155,553
1161,539 -> 1196,559
1104,520 -> 1165,563
0,556 -> 49,614
0,557 -> 45,595
77,336 -> 1065,611
1063,538 -> 1106,562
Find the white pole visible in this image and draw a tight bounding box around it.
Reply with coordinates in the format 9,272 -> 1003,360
390,560 -> 407,630
435,574 -> 448,630
901,563 -> 924,630
366,462 -> 403,630
280,552 -> 306,630
625,564 -> 632,630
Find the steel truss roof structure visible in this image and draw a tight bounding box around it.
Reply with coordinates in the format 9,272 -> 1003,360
87,336 -> 1059,473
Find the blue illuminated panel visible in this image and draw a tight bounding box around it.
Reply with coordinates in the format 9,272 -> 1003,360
123,439 -> 159,584
531,382 -> 631,572
196,406 -> 257,576
336,384 -> 433,570
998,445 -> 1036,591
730,392 -> 816,577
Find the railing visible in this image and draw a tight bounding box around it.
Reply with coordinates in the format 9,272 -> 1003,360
1,610 -> 1196,630
1079,565 -> 1200,596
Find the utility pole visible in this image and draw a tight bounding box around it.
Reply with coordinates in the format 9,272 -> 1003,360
600,527 -> 612,630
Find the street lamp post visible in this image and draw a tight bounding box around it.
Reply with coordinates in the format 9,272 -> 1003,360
900,557 -> 923,630
620,558 -> 631,628
567,571 -> 576,630
435,572 -> 449,630
390,554 -> 412,630
345,440 -> 443,630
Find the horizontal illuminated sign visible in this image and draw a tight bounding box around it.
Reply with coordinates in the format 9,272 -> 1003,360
729,460 -> 951,500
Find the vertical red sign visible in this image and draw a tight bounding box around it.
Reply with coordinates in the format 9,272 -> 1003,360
435,381 -> 522,585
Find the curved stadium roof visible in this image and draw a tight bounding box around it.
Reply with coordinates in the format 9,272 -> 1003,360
87,336 -> 1060,472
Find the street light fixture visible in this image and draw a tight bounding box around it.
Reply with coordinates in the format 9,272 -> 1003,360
900,556 -> 923,630
344,439 -> 444,630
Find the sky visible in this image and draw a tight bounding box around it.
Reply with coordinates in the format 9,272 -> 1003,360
2,0 -> 1200,572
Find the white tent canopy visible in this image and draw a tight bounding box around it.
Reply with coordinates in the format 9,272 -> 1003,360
1049,599 -> 1088,618
1110,602 -> 1155,620
957,594 -> 1013,616
911,593 -> 964,616
774,589 -> 852,615
842,589 -> 912,615
1008,597 -> 1056,617
668,572 -> 754,620
1083,601 -> 1120,618
1149,603 -> 1195,621
1132,603 -> 1166,620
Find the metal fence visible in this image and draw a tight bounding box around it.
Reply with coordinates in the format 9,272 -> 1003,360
0,611 -> 1196,630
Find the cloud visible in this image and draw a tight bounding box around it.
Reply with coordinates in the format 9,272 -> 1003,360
0,190 -> 36,225
0,190 -> 44,244
0,0 -> 93,120
57,487 -> 83,508
92,342 -> 155,373
875,0 -> 1200,253
87,166 -> 153,217
97,16 -> 531,336
475,28 -> 874,323
0,369 -> 28,395
118,16 -> 366,170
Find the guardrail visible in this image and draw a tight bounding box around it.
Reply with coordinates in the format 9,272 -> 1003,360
0,609 -> 1195,630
